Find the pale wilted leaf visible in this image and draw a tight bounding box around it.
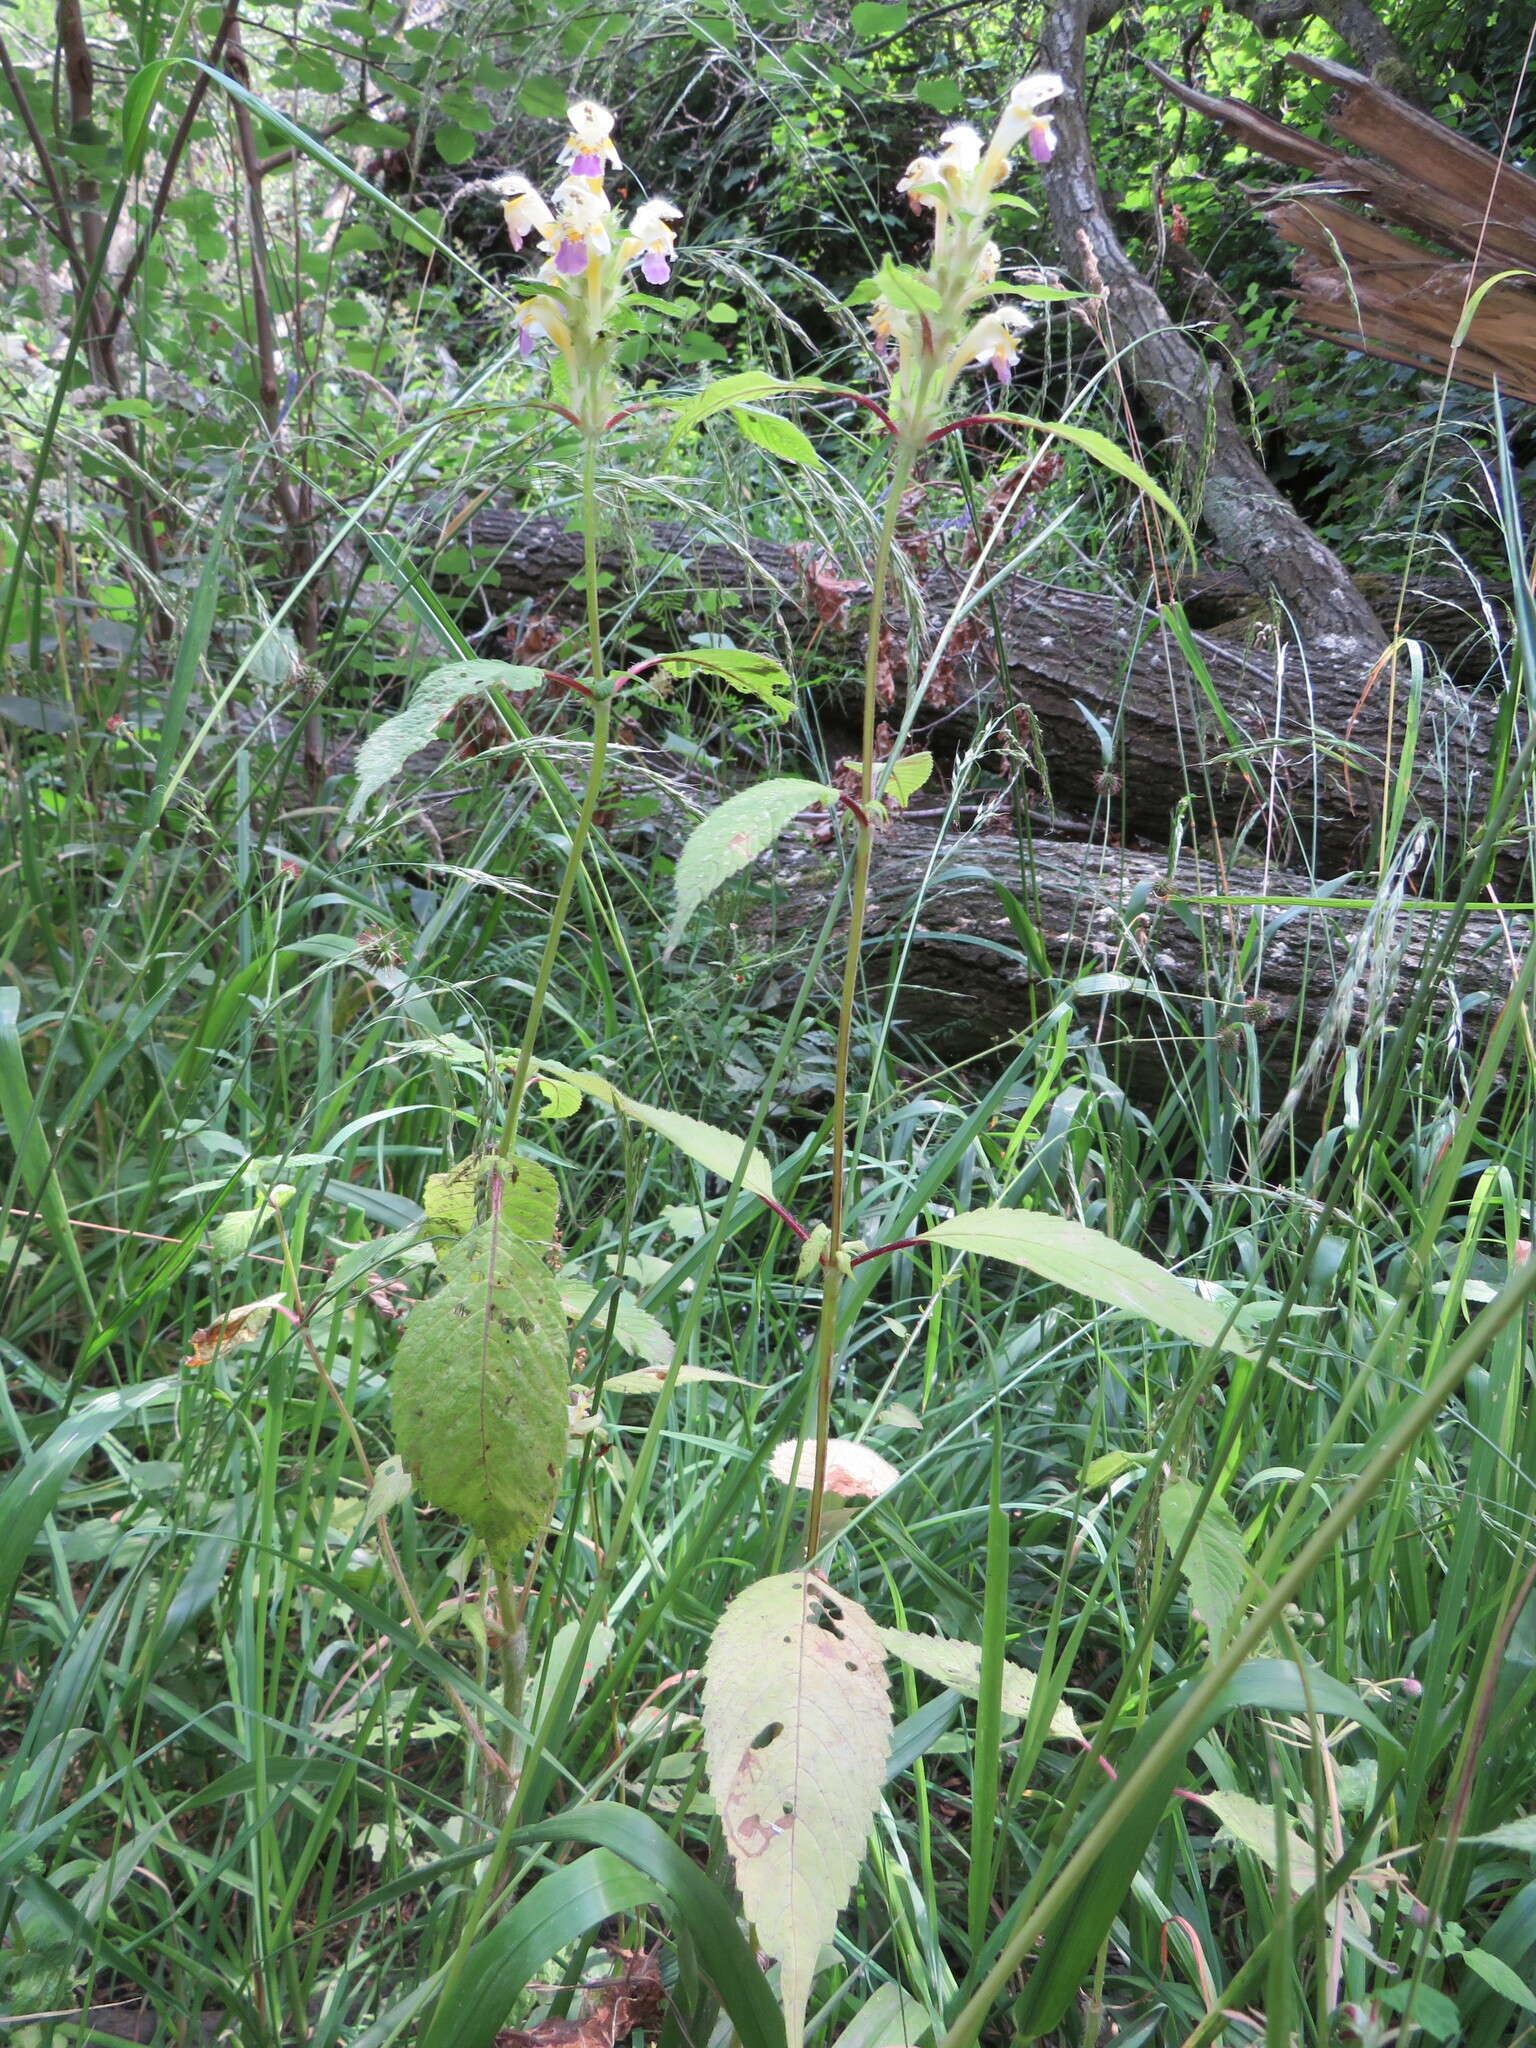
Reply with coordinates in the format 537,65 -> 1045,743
665,778 -> 838,954
1159,1479 -> 1252,1654
539,1062 -> 777,1205
921,1208 -> 1251,1357
391,1230 -> 567,1557
769,1439 -> 900,1499
560,1281 -> 674,1368
602,1363 -> 750,1394
348,660 -> 540,819
1465,1815 -> 1536,1853
1198,1791 -> 1318,1894
184,1292 -> 291,1369
703,1571 -> 891,2048
878,1627 -> 1082,1743
356,1454 -> 413,1539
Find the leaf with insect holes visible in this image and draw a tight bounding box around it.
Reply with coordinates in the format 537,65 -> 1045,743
421,1153 -> 558,1249
878,1628 -> 1082,1743
659,648 -> 795,719
1159,1479 -> 1253,1654
920,1209 -> 1252,1357
348,661 -> 540,820
703,1571 -> 891,2048
539,1063 -> 779,1205
664,777 -> 838,954
391,1228 -> 567,1558
879,751 -> 933,810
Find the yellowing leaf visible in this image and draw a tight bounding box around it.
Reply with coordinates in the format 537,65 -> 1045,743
659,647 -> 796,718
183,1292 -> 291,1369
1197,1791 -> 1317,1895
880,751 -> 933,809
920,1208 -> 1252,1357
602,1363 -> 751,1394
664,777 -> 838,954
538,1062 -> 778,1206
391,1230 -> 568,1557
703,1571 -> 891,2048
877,1627 -> 1082,1743
769,1439 -> 900,1499
1159,1478 -> 1253,1655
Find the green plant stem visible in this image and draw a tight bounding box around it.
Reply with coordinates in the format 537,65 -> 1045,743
500,422 -> 608,1152
805,437 -> 918,1560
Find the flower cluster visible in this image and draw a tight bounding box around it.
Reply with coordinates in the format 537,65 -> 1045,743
499,98 -> 681,420
868,72 -> 1064,437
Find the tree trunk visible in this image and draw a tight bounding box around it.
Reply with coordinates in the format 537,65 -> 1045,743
1036,0 -> 1388,662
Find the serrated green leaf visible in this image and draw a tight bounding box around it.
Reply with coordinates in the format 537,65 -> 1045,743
660,647 -> 795,717
348,661 -> 540,819
540,1063 -> 777,1203
878,1627 -> 1081,1742
560,1280 -> 674,1368
920,1208 -> 1252,1356
730,405 -> 824,470
668,371 -> 799,446
1160,1479 -> 1253,1654
877,259 -> 942,314
665,777 -> 838,952
1462,1949 -> 1536,2015
850,0 -> 906,30
703,1572 -> 891,2048
391,1230 -> 567,1557
880,751 -> 932,808
422,1154 -> 558,1248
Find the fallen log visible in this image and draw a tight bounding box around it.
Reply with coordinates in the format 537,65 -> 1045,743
421,502 -> 1498,865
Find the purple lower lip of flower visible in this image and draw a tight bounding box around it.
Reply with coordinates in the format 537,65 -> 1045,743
641,249 -> 671,284
1029,125 -> 1054,164
555,238 -> 588,275
507,226 -> 526,250
519,325 -> 537,357
993,358 -> 1013,383
570,151 -> 604,176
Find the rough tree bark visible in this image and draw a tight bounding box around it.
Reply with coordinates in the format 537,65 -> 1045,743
428,504 -> 1495,863
1036,0 -> 1389,662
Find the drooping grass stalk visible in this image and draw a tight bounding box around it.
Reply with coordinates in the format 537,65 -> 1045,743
499,420 -> 610,1153
805,437 -> 918,1561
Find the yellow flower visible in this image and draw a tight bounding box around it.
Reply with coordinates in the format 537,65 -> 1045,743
960,305 -> 1032,385
896,152 -> 941,213
517,293 -> 573,361
540,178 -> 614,276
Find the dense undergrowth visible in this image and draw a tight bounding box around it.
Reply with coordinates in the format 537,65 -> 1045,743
4,4 -> 1536,2046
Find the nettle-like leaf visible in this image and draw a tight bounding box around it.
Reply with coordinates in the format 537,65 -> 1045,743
658,647 -> 795,719
1159,1478 -> 1253,1655
665,777 -> 838,954
666,370 -> 801,445
391,1227 -> 568,1559
539,1061 -> 777,1205
921,1208 -> 1252,1357
703,1571 -> 892,2048
348,660 -> 540,820
421,1153 -> 559,1249
878,1627 -> 1082,1744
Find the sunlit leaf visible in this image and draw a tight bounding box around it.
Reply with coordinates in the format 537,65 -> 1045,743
878,1627 -> 1082,1743
703,1571 -> 891,2048
880,751 -> 933,809
730,405 -> 824,470
348,661 -> 539,819
659,647 -> 795,718
560,1280 -> 674,1368
920,1208 -> 1252,1356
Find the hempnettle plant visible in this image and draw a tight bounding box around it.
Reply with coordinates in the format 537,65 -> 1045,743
383,77 -> 1272,2048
